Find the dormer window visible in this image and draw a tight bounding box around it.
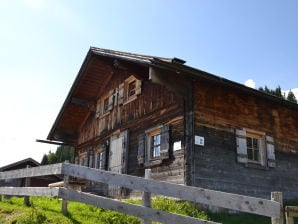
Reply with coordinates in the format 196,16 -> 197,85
118,75 -> 142,105
128,80 -> 137,99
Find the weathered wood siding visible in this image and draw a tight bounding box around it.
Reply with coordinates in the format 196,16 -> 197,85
193,80 -> 298,199
75,61 -> 186,194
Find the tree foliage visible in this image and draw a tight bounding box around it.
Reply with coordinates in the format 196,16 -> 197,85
40,146 -> 74,165
287,90 -> 297,103
258,85 -> 297,103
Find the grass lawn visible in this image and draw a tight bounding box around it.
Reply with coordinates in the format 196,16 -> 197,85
0,196 -> 294,224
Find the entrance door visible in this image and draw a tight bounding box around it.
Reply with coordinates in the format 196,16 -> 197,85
108,130 -> 128,197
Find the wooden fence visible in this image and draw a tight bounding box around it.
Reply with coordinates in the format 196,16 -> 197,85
285,206 -> 298,224
0,162 -> 286,224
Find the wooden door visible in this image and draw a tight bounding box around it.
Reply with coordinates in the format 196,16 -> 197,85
108,130 -> 128,197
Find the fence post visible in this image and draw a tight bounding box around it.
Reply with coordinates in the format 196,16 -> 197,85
24,165 -> 31,206
141,169 -> 152,224
271,192 -> 284,224
62,160 -> 69,216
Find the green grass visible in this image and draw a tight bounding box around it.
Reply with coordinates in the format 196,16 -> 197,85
0,195 -> 294,224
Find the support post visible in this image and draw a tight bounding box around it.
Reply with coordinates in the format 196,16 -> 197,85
24,165 -> 31,206
271,192 -> 284,224
141,169 -> 152,224
62,160 -> 69,216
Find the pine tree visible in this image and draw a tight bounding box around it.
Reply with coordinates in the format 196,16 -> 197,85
41,154 -> 49,165
287,90 -> 297,103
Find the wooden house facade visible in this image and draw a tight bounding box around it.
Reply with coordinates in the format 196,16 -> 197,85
47,48 -> 298,199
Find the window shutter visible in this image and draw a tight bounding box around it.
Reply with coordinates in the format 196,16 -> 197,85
89,151 -> 94,168
160,125 -> 170,160
118,83 -> 124,105
137,133 -> 145,165
135,80 -> 142,95
108,90 -> 114,111
266,136 -> 276,167
100,151 -> 106,170
96,99 -> 101,118
235,129 -> 248,163
121,130 -> 129,174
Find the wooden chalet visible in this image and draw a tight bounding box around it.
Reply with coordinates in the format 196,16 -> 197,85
47,47 -> 298,199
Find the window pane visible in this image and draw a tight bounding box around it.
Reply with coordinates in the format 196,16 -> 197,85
253,138 -> 259,150
247,148 -> 253,160
128,80 -> 136,97
246,137 -> 252,148
254,149 -> 259,161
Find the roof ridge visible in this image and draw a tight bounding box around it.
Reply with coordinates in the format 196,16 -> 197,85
90,46 -> 173,62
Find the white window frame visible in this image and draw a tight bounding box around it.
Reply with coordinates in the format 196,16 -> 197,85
236,128 -> 276,168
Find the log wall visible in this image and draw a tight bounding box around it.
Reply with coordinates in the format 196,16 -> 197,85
193,80 -> 298,199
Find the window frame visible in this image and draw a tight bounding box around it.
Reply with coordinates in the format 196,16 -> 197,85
122,75 -> 142,105
146,127 -> 162,160
246,133 -> 262,164
236,128 -> 275,168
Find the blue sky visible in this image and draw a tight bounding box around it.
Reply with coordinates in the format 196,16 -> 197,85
0,0 -> 297,166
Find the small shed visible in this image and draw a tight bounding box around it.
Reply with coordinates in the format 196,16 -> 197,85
0,158 -> 61,187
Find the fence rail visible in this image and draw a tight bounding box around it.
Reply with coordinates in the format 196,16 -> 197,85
0,162 -> 286,224
285,206 -> 298,224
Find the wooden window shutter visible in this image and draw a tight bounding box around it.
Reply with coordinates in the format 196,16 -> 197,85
160,125 -> 170,160
235,129 -> 248,163
137,133 -> 146,165
108,90 -> 114,111
121,130 -> 129,174
89,151 -> 94,168
266,136 -> 276,167
100,151 -> 106,170
118,83 -> 124,105
96,99 -> 101,118
135,79 -> 142,95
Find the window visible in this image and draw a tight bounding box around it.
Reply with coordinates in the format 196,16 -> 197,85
103,97 -> 109,113
137,125 -> 170,166
128,80 -> 137,98
118,75 -> 142,105
236,129 -> 276,168
246,136 -> 260,162
147,129 -> 161,159
95,151 -> 106,170
96,90 -> 114,118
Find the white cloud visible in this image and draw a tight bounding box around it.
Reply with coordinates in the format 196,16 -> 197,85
244,79 -> 256,89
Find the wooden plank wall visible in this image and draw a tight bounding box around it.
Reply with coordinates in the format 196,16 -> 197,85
192,80 -> 298,200
194,80 -> 298,153
74,64 -> 186,194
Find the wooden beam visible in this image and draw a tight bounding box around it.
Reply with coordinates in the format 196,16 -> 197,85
286,206 -> 298,217
0,187 -> 59,197
58,188 -> 219,224
62,163 -> 280,218
0,163 -> 63,180
36,139 -> 69,146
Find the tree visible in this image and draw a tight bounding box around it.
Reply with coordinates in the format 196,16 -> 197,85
41,154 -> 49,165
287,90 -> 297,103
40,146 -> 75,165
